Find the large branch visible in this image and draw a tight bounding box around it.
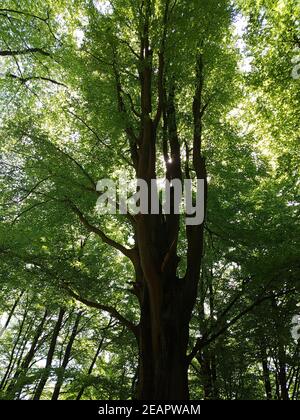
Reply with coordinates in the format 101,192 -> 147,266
192,53 -> 205,177
65,287 -> 138,338
67,201 -> 134,261
0,48 -> 50,57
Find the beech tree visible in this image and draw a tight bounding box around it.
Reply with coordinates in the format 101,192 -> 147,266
0,0 -> 299,400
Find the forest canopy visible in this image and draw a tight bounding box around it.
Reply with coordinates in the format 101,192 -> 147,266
0,0 -> 299,401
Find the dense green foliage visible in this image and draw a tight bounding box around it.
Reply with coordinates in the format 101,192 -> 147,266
0,0 -> 299,400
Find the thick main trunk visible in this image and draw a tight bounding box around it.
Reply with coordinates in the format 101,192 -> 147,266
137,280 -> 191,400
132,21 -> 206,397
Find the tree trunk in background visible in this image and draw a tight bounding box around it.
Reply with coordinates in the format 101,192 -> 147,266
275,372 -> 280,400
197,350 -> 214,399
0,303 -> 28,390
278,349 -> 289,400
261,348 -> 272,400
3,318 -> 34,392
195,270 -> 218,400
271,297 -> 289,400
0,291 -> 24,337
51,312 -> 81,400
76,336 -> 105,400
32,308 -> 65,400
211,353 -> 218,399
292,367 -> 300,400
9,308 -> 49,399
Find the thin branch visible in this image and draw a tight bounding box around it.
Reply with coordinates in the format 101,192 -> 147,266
7,73 -> 67,88
52,142 -> 96,188
12,200 -> 52,224
67,109 -> 134,168
125,92 -> 141,118
154,0 -> 170,129
111,46 -> 139,168
118,38 -> 140,60
66,200 -> 134,261
21,131 -> 96,189
18,176 -> 53,203
0,8 -> 48,23
65,287 -> 138,338
187,287 -> 296,363
0,8 -> 57,41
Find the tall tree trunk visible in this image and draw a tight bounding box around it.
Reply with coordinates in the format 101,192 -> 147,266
76,336 -> 105,400
0,302 -> 28,390
278,349 -> 289,400
51,312 -> 81,400
0,291 -> 24,337
3,318 -> 34,393
261,347 -> 272,400
197,350 -> 214,399
8,308 -> 48,399
32,308 -> 65,400
292,367 -> 300,400
137,286 -> 191,400
271,297 -> 289,400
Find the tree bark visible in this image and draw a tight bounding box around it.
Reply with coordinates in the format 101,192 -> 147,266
261,348 -> 272,400
76,336 -> 105,400
0,302 -> 28,391
9,308 -> 49,399
271,297 -> 289,400
0,291 -> 24,337
51,312 -> 81,400
135,53 -> 207,399
32,308 -> 65,400
109,2 -> 207,400
278,349 -> 289,400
